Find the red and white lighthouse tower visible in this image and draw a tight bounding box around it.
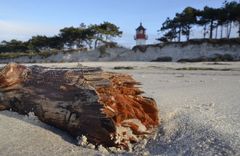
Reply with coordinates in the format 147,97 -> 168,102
134,23 -> 148,45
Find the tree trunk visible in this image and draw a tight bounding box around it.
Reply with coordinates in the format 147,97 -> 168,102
238,21 -> 240,38
87,41 -> 92,49
203,24 -> 207,39
215,26 -> 218,39
228,22 -> 232,39
186,34 -> 190,41
188,29 -> 191,41
186,29 -> 190,41
226,23 -> 229,38
220,25 -> 223,38
209,20 -> 214,39
0,63 -> 159,149
94,39 -> 98,49
178,27 -> 181,42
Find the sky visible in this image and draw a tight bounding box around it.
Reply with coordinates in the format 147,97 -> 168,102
0,0 -> 237,47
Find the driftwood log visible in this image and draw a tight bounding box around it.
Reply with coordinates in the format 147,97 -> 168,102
0,63 -> 159,149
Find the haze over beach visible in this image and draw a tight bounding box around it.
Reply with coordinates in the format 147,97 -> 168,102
0,0 -> 240,156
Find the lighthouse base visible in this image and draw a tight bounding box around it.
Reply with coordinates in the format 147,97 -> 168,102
136,39 -> 146,45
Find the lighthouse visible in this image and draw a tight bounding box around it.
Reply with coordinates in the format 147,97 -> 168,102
134,23 -> 148,45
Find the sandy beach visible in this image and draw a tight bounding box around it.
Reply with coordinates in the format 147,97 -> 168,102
0,62 -> 240,155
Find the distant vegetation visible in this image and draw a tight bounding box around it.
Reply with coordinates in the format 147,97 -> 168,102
1,1 -> 240,58
158,1 -> 240,42
176,67 -> 232,71
113,66 -> 134,70
0,22 -> 122,54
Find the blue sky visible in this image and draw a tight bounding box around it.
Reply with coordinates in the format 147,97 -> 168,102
0,0 -> 234,47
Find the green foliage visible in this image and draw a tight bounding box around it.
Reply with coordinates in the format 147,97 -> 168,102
99,45 -> 107,57
0,22 -> 122,54
0,40 -> 28,53
0,52 -> 35,59
89,21 -> 122,48
113,66 -> 134,70
48,36 -> 64,50
158,1 -> 240,42
151,57 -> 172,62
60,27 -> 81,48
176,67 -> 231,71
210,54 -> 234,61
59,21 -> 122,49
28,35 -> 49,52
159,7 -> 198,42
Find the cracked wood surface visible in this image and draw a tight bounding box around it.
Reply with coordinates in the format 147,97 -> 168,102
0,63 -> 159,148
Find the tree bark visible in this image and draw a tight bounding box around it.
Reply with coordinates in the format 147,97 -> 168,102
228,22 -> 232,39
215,26 -> 218,39
178,27 -> 181,42
94,39 -> 98,49
203,24 -> 207,39
226,23 -> 229,38
220,25 -> 223,38
209,20 -> 214,39
188,29 -> 191,41
238,21 -> 240,38
0,63 -> 159,149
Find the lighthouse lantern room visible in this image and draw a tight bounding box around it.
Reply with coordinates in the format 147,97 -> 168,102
134,23 -> 148,45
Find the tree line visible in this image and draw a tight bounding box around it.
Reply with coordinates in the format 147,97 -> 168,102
0,22 -> 122,53
158,1 -> 240,42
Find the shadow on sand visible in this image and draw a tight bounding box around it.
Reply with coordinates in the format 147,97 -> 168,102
0,110 -> 77,145
1,110 -> 240,156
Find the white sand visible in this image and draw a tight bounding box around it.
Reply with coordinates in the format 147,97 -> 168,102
0,62 -> 240,155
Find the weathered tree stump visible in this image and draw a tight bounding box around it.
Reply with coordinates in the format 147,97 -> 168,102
0,63 -> 159,149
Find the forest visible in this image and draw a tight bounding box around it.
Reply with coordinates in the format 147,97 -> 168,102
158,1 -> 240,42
0,22 -> 122,53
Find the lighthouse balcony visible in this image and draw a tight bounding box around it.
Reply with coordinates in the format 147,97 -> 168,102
134,34 -> 148,40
